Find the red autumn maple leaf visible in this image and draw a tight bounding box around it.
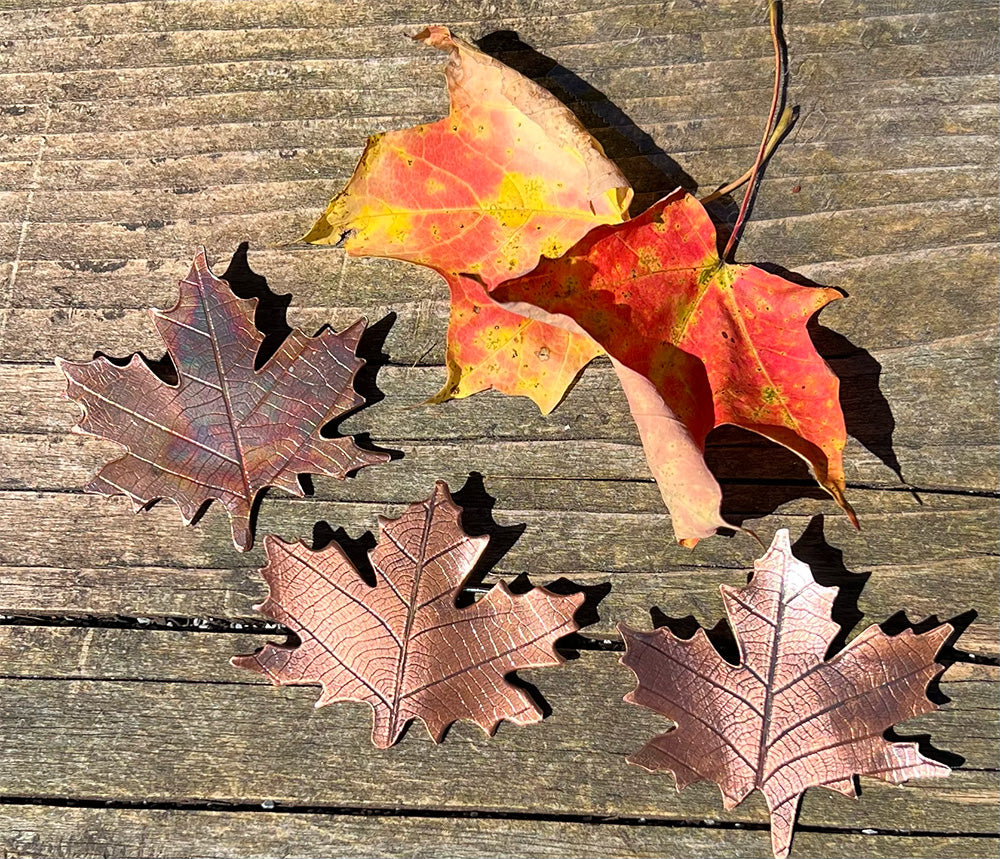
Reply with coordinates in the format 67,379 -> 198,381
620,529 -> 952,858
232,481 -> 583,748
56,249 -> 388,551
493,189 -> 856,544
303,25 -> 629,413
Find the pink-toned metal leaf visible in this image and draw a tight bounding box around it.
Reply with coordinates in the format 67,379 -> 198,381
56,248 -> 388,551
232,481 -> 583,748
620,530 -> 952,858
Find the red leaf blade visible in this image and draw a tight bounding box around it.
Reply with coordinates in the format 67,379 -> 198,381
494,190 -> 856,542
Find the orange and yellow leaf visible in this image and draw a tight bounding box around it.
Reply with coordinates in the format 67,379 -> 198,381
303,26 -> 631,411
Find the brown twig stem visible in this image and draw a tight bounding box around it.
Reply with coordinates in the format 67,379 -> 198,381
721,0 -> 784,262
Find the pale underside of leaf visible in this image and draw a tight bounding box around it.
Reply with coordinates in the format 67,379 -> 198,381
497,297 -> 731,540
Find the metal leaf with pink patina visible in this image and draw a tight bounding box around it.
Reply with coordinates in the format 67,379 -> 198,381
232,481 -> 583,748
620,529 -> 952,858
56,249 -> 388,551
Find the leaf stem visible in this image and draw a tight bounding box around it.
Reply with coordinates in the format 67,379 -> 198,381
699,107 -> 796,205
721,0 -> 785,262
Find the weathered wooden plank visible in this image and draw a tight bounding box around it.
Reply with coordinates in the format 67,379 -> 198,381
1,8 -> 993,87
0,487 -> 994,574
2,28 -> 994,108
4,136 -> 995,210
0,635 -> 994,829
1,4 -> 990,72
3,156 -> 993,252
2,805 -> 996,859
0,553 -> 995,654
0,488 -> 995,654
4,431 -> 998,506
3,331 -> 996,493
6,189 -> 992,267
0,675 -> 992,832
0,0 -> 988,34
7,241 -> 999,359
0,98 -> 993,176
2,70 -> 994,142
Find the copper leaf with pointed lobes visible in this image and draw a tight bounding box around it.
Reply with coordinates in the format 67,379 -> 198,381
232,481 -> 583,748
56,248 -> 388,551
619,529 -> 952,859
493,189 -> 856,545
303,25 -> 630,413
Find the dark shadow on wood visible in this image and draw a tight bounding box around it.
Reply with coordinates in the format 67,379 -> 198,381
452,472 -> 527,603
352,311 -> 396,411
649,607 -> 741,666
220,242 -> 292,369
94,350 -> 179,385
311,523 -> 378,587
320,311 -> 402,463
878,608 -> 976,770
706,426 -> 829,526
475,30 -> 701,207
759,262 -> 906,489
791,515 -> 869,656
822,329 -> 908,487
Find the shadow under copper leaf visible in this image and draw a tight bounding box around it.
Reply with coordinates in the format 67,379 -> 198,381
650,607 -> 741,667
451,471 -> 527,596
311,523 -> 378,587
790,515 -> 869,656
323,310 -> 402,463
220,242 -> 292,369
880,609 -> 975,770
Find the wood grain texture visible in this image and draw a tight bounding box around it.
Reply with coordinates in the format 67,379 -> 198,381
1,0 -> 997,855
0,629 -> 995,829
2,805 -> 997,859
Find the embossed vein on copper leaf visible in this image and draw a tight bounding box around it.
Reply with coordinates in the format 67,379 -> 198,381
232,481 -> 584,747
56,248 -> 388,550
620,529 -> 953,858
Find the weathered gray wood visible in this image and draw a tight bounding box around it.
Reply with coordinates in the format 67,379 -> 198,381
1,805 -> 997,859
2,333 -> 998,493
2,806 -> 997,859
0,557 -> 995,655
0,630 -> 995,831
0,489 -> 995,651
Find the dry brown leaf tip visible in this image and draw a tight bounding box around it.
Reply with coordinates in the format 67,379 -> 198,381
232,481 -> 584,748
619,529 -> 952,858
